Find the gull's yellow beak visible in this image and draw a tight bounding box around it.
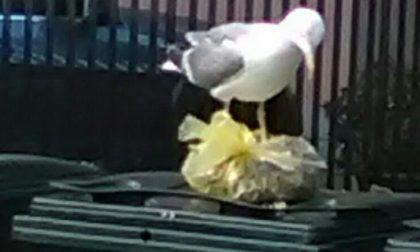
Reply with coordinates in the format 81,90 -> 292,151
293,37 -> 315,80
303,50 -> 315,80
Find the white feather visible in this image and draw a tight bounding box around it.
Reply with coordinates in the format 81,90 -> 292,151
211,7 -> 325,103
159,60 -> 182,73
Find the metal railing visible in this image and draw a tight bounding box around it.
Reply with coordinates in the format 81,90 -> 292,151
0,0 -> 419,190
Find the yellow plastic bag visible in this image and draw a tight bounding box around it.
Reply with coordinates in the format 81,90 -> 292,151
179,110 -> 327,205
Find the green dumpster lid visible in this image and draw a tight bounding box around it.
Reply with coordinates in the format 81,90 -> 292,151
11,172 -> 420,251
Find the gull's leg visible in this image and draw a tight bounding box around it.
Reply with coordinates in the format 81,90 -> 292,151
257,102 -> 267,141
223,100 -> 231,113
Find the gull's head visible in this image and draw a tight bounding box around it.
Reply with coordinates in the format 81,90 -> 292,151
281,7 -> 325,79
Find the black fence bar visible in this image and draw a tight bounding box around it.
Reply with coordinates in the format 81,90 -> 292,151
343,0 -> 360,190
282,0 -> 290,14
295,68 -> 304,119
415,2 -> 420,72
414,1 -> 420,72
294,0 -> 307,129
23,0 -> 33,64
148,0 -> 159,71
372,0 -> 390,178
45,0 -> 54,65
245,0 -> 254,22
87,0 -> 97,69
207,0 -> 217,28
310,0 -> 325,148
66,0 -> 76,67
1,0 -> 11,64
392,1 -> 406,187
396,0 -> 406,73
294,0 -> 307,119
108,0 -> 118,70
327,0 -> 342,189
410,1 -> 420,140
297,0 -> 305,115
263,0 -> 272,21
360,0 -> 377,189
128,0 -> 139,72
226,0 -> 235,22
165,0 -> 177,44
392,0 -> 407,147
188,0 -> 198,30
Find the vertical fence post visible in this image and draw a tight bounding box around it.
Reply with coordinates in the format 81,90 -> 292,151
188,0 -> 198,30
372,0 -> 390,182
359,0 -> 377,189
343,0 -> 360,190
1,0 -> 11,64
46,0 -> 55,65
148,0 -> 159,72
165,0 -> 177,44
208,0 -> 217,28
327,0 -> 343,189
245,0 -> 254,22
415,1 -> 420,73
263,0 -> 272,21
310,0 -> 325,148
294,0 -> 308,126
282,0 -> 290,14
24,0 -> 33,64
226,0 -> 235,22
390,0 -> 407,186
410,1 -> 420,141
87,0 -> 97,69
391,0 -> 406,150
66,0 -> 76,67
188,0 -> 198,31
108,0 -> 118,70
128,0 -> 139,72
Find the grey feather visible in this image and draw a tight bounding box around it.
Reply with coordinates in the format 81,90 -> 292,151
182,39 -> 244,89
180,22 -> 252,89
185,31 -> 208,45
185,23 -> 251,46
206,23 -> 252,43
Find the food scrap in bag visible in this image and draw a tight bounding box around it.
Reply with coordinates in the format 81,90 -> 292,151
178,110 -> 327,207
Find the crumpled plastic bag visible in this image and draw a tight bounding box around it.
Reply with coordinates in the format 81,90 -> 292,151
178,110 -> 327,205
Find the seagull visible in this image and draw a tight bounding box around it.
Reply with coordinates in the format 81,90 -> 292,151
161,7 -> 325,141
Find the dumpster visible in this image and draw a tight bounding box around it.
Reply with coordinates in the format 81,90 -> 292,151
0,153 -> 104,251
11,171 -> 420,252
385,231 -> 420,252
384,219 -> 420,252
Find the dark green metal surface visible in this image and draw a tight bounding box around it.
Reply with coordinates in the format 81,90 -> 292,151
12,196 -> 395,252
12,172 -> 420,252
0,153 -> 104,251
385,231 -> 420,252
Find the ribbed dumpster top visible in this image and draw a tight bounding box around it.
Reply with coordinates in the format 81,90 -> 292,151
11,172 -> 420,252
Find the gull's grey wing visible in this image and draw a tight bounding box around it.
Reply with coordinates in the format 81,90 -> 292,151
207,23 -> 253,43
181,39 -> 244,90
185,31 -> 208,46
181,22 -> 253,89
185,22 -> 252,45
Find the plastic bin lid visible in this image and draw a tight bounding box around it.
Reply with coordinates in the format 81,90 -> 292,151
0,153 -> 103,199
10,171 -> 417,252
385,231 -> 420,252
